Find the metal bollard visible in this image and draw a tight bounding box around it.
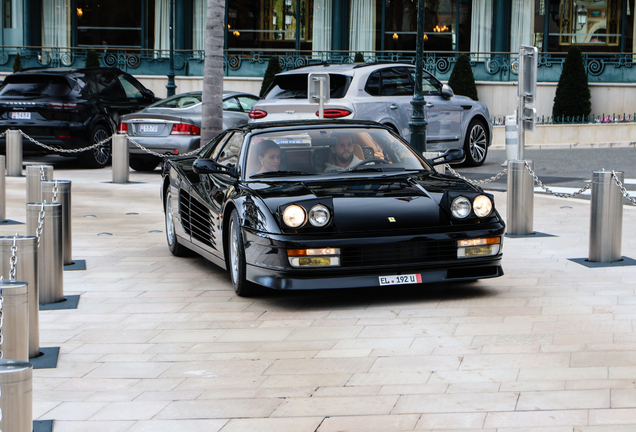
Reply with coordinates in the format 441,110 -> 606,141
42,180 -> 72,265
112,134 -> 129,184
0,155 -> 5,222
507,160 -> 534,235
6,130 -> 23,177
26,165 -> 54,204
0,359 -> 33,432
0,236 -> 39,358
505,114 -> 519,161
26,203 -> 63,305
589,171 -> 624,263
0,279 -> 29,362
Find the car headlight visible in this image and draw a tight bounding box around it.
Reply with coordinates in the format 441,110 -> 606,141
282,205 -> 306,228
308,204 -> 330,227
451,196 -> 471,219
473,195 -> 492,218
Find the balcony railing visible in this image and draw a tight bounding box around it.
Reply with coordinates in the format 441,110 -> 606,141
0,47 -> 634,83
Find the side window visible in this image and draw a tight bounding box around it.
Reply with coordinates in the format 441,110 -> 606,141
118,74 -> 144,99
380,68 -> 413,96
408,69 -> 441,95
364,71 -> 380,96
91,72 -> 124,99
222,97 -> 242,111
203,132 -> 232,159
237,96 -> 258,112
216,133 -> 244,168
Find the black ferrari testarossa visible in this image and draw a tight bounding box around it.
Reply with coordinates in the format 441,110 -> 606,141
161,120 -> 504,296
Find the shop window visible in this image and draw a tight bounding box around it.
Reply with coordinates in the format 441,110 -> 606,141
76,0 -> 142,48
4,0 -> 12,29
557,0 -> 620,46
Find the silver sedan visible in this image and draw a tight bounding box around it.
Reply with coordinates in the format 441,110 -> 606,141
119,91 -> 259,171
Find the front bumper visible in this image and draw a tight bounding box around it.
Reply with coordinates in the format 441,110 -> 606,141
243,225 -> 505,290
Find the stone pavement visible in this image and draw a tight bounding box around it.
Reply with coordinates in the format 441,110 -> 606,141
3,164 -> 636,432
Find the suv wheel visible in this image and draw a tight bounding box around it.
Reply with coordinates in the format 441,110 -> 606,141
462,119 -> 488,167
80,125 -> 111,168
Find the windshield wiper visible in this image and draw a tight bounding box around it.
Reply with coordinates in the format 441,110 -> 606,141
250,170 -> 313,178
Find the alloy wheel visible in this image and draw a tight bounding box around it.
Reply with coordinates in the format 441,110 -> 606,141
165,191 -> 175,246
469,124 -> 487,163
230,219 -> 239,284
92,128 -> 111,165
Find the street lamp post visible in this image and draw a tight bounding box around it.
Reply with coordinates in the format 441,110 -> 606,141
409,0 -> 427,154
166,0 -> 176,97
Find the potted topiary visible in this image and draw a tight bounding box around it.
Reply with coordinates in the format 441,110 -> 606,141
259,56 -> 283,98
447,54 -> 478,101
552,46 -> 591,122
354,52 -> 364,63
12,52 -> 22,73
85,49 -> 101,68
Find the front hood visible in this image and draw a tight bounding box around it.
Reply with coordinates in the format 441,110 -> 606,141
250,173 -> 475,232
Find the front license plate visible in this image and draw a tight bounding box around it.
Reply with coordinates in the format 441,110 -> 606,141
140,124 -> 159,133
379,274 -> 422,286
11,112 -> 31,120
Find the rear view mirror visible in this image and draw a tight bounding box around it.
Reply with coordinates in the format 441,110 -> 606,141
429,148 -> 465,166
192,158 -> 238,178
441,84 -> 454,99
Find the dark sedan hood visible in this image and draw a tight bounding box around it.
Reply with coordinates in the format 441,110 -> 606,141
250,173 -> 475,232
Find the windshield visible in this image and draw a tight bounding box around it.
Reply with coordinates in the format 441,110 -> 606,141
149,93 -> 201,109
0,75 -> 72,97
264,73 -> 351,99
245,127 -> 431,178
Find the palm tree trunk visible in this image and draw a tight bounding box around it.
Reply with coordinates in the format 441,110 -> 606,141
201,0 -> 225,144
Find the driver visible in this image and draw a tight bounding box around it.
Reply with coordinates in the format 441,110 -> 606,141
324,133 -> 362,172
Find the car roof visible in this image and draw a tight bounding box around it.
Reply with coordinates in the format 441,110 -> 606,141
15,67 -> 125,75
278,62 -> 415,76
229,119 -> 391,134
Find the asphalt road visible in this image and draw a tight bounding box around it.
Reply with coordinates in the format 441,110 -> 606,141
451,148 -> 636,194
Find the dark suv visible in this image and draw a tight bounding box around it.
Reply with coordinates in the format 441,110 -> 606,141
0,67 -> 158,167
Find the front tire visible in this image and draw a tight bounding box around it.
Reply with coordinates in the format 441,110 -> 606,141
79,125 -> 111,168
462,119 -> 489,167
228,209 -> 257,297
165,189 -> 190,257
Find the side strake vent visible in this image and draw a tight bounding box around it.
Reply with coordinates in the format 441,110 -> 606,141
179,189 -> 214,247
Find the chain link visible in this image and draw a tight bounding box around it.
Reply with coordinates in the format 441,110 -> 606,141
39,165 -> 45,181
18,129 -> 112,154
523,161 -> 592,198
0,129 -> 8,139
9,235 -> 17,281
126,134 -> 201,158
36,203 -> 46,248
611,171 -> 636,205
445,164 -> 508,185
52,180 -> 59,203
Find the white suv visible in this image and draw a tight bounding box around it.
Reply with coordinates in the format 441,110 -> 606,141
249,63 -> 493,166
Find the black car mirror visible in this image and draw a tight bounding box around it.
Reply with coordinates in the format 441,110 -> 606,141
429,148 -> 465,166
142,88 -> 156,100
192,158 -> 238,178
441,84 -> 454,99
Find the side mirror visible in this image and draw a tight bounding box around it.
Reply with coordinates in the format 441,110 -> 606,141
142,88 -> 156,100
192,158 -> 238,178
429,148 -> 465,166
441,84 -> 454,99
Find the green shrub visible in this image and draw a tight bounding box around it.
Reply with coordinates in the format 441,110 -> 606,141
85,49 -> 101,68
12,52 -> 22,73
259,56 -> 283,98
552,46 -> 591,120
354,52 -> 364,63
447,54 -> 478,101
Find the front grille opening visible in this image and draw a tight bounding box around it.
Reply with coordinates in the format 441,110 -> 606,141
341,240 -> 456,267
447,266 -> 500,280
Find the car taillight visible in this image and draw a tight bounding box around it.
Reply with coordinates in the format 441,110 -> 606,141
249,110 -> 268,119
170,123 -> 200,135
118,123 -> 128,134
316,109 -> 352,118
47,103 -> 80,109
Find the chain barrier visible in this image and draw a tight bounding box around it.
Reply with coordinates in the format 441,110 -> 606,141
0,129 -> 7,139
126,134 -> 201,158
39,165 -> 45,181
523,161 -> 592,198
444,164 -> 508,185
36,203 -> 45,248
18,129 -> 111,154
9,235 -> 17,281
52,180 -> 59,203
612,171 -> 636,205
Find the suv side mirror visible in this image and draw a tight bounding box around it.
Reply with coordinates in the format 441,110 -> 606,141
142,88 -> 155,100
441,84 -> 454,99
429,148 -> 465,166
192,158 -> 238,178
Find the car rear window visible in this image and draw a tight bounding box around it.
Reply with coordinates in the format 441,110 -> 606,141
263,73 -> 351,100
0,75 -> 72,97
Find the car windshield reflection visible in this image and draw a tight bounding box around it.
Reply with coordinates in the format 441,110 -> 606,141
245,128 -> 431,179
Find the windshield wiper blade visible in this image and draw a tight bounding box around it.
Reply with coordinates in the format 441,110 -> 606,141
250,170 -> 313,178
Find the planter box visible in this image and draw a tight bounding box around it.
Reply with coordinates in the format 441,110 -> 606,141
492,122 -> 636,149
